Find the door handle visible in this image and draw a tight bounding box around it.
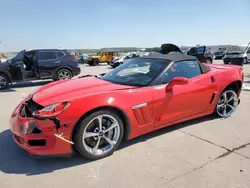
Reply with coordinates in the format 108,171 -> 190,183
55,61 -> 60,63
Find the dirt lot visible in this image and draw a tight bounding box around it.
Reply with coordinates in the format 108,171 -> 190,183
0,60 -> 250,188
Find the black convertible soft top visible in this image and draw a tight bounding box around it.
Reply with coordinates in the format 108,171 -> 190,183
139,54 -> 211,74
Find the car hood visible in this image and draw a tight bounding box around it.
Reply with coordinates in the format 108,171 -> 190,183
88,56 -> 99,59
226,51 -> 243,55
32,77 -> 135,106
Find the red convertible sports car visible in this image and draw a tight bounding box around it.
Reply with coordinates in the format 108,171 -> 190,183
10,44 -> 244,160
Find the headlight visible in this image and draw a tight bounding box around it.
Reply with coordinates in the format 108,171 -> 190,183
33,102 -> 71,119
236,54 -> 246,58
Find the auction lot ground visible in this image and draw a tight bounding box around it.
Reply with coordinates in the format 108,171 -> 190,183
0,60 -> 250,188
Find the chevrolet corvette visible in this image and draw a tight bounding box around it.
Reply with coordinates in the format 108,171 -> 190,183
9,44 -> 244,160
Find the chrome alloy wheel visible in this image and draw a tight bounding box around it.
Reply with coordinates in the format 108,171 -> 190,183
216,90 -> 238,118
58,70 -> 71,80
0,75 -> 7,89
82,115 -> 120,156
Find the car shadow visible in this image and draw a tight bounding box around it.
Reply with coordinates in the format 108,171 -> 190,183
0,115 -> 216,176
0,80 -> 52,93
0,88 -> 16,92
10,80 -> 52,89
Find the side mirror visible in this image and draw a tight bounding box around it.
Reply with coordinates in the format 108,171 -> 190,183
165,77 -> 189,92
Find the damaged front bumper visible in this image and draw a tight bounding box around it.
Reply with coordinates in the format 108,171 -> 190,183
9,97 -> 74,157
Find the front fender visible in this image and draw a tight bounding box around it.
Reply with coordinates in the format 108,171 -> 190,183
57,88 -> 154,140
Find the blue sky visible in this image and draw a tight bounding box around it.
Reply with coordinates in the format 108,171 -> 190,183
0,0 -> 250,52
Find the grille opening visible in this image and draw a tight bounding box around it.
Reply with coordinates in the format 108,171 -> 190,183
28,139 -> 46,146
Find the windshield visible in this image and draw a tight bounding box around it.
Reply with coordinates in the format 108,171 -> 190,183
227,46 -> 246,53
101,58 -> 169,86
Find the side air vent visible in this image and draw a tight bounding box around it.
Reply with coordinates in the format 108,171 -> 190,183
211,76 -> 215,83
210,93 -> 216,104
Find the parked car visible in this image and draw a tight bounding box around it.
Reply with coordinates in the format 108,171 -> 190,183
77,54 -> 88,64
110,52 -> 140,68
0,49 -> 81,90
9,44 -> 243,160
214,47 -> 227,59
186,46 -> 214,64
223,43 -> 250,65
87,51 -> 119,66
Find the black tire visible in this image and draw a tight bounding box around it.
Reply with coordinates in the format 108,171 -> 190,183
224,60 -> 230,64
93,59 -> 100,66
56,69 -> 73,81
88,61 -> 93,66
0,73 -> 10,90
74,110 -> 124,160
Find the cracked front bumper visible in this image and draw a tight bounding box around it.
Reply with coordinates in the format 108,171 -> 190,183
9,101 -> 73,157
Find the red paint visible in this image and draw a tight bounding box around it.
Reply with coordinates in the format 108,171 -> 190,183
9,64 -> 243,156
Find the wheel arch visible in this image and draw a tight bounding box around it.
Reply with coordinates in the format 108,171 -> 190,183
71,105 -> 131,142
222,80 -> 242,95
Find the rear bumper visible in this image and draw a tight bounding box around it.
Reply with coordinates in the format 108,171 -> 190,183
223,57 -> 244,66
73,67 -> 81,76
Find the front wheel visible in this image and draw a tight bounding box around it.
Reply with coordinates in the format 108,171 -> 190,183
215,89 -> 238,118
74,110 -> 124,160
0,73 -> 10,90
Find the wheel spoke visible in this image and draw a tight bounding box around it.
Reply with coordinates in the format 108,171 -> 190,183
83,132 -> 98,139
97,116 -> 103,130
104,122 -> 118,133
217,103 -> 224,108
103,135 -> 116,148
227,95 -> 235,102
222,93 -> 227,101
92,137 -> 101,154
227,104 -> 236,112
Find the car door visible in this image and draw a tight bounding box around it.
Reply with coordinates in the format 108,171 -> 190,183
9,50 -> 26,81
187,46 -> 206,63
37,51 -> 58,78
152,60 -> 217,129
100,52 -> 107,62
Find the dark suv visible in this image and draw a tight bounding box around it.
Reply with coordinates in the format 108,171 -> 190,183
0,49 -> 81,90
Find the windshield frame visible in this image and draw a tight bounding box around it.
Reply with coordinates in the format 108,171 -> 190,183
101,58 -> 170,87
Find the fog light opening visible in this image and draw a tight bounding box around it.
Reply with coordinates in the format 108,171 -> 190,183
28,139 -> 46,146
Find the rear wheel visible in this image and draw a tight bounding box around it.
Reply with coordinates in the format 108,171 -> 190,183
215,89 -> 238,118
56,69 -> 72,80
93,59 -> 100,66
74,110 -> 124,160
0,73 -> 10,90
